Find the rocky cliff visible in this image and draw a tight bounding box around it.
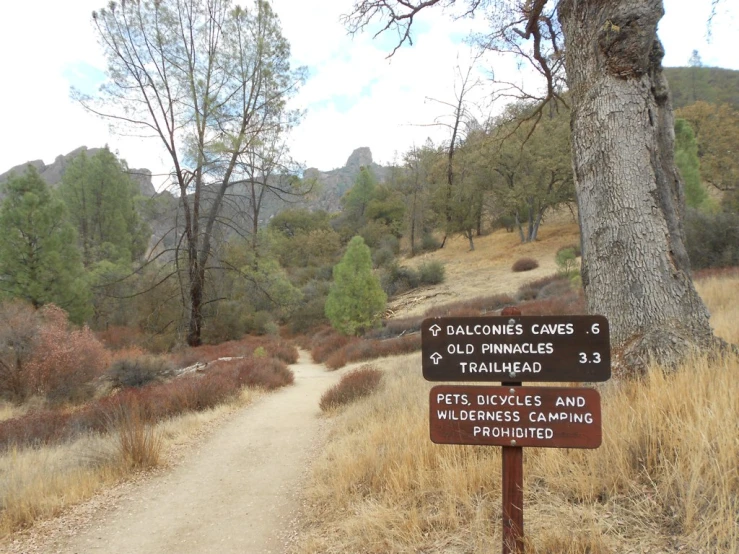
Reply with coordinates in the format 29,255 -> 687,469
301,147 -> 390,212
0,146 -> 157,197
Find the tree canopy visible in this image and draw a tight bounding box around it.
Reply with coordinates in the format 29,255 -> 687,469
0,168 -> 91,323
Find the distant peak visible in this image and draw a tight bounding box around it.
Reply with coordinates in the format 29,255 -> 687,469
345,147 -> 373,169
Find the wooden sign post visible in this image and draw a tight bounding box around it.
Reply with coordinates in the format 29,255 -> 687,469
422,311 -> 611,553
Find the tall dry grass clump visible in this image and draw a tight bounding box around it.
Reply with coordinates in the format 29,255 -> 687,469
695,272 -> 739,344
294,271 -> 739,553
111,402 -> 163,469
296,352 -> 739,553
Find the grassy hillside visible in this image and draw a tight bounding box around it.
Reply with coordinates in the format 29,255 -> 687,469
665,66 -> 739,109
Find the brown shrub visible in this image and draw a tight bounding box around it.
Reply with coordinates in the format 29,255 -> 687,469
96,326 -> 145,350
0,352 -> 293,451
265,341 -> 299,364
0,409 -> 73,448
311,330 -> 357,363
325,334 -> 422,370
325,350 -> 348,370
0,300 -> 40,400
319,366 -> 383,411
27,305 -> 110,404
521,291 -> 586,315
512,257 -> 539,272
424,294 -> 517,318
517,274 -> 564,301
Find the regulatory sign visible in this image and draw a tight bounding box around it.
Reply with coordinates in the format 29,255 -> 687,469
430,385 -> 602,448
422,315 -> 610,382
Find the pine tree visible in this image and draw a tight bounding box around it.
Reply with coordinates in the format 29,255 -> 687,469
0,167 -> 91,323
58,148 -> 150,268
674,118 -> 708,209
325,236 -> 386,335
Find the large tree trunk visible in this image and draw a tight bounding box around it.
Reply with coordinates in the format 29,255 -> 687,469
559,0 -> 716,373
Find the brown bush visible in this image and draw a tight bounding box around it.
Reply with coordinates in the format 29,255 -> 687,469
521,291 -> 586,315
319,366 -> 383,411
517,275 -> 564,301
222,357 -> 295,390
265,341 -> 299,364
0,303 -> 111,404
0,409 -> 73,448
325,334 -> 422,370
424,294 -> 516,318
512,257 -> 539,272
96,326 -> 145,350
325,350 -> 348,370
311,330 -> 357,363
0,350 -> 294,451
0,300 -> 41,400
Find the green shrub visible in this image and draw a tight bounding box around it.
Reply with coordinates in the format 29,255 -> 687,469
418,260 -> 445,285
108,355 -> 172,388
555,247 -> 579,278
381,263 -> 421,296
512,258 -> 539,272
202,301 -> 250,343
685,208 -> 739,269
420,233 -> 440,252
517,275 -> 565,301
319,366 -> 383,411
372,246 -> 395,268
495,214 -> 516,232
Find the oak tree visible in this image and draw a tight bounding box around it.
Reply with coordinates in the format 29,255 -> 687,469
344,0 -> 724,371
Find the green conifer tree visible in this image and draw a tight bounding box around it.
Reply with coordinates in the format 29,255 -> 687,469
325,236 -> 386,335
59,148 -> 150,267
674,118 -> 708,209
0,167 -> 91,323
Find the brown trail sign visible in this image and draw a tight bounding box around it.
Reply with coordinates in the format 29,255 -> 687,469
422,312 -> 611,553
422,315 -> 610,382
430,385 -> 602,449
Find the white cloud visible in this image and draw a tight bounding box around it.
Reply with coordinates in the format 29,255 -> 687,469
1,0 -> 737,186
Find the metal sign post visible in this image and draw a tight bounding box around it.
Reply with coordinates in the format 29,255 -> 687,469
422,308 -> 611,553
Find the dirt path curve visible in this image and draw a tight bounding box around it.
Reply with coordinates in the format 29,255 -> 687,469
43,350 -> 337,554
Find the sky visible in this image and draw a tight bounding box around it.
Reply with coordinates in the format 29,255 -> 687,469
0,0 -> 737,191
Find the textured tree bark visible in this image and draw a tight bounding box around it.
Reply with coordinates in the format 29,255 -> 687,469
558,0 -> 717,373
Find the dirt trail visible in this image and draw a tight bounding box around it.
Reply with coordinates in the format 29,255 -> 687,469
22,350 -> 338,554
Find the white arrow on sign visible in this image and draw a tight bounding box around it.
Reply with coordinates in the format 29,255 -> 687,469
430,352 -> 443,365
429,324 -> 442,337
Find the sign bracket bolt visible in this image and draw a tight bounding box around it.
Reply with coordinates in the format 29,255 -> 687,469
510,440 -> 517,446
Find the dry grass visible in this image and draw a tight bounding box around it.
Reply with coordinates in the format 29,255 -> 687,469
0,402 -> 26,423
292,273 -> 739,554
0,387 -> 258,537
695,272 -> 739,344
389,223 -> 581,318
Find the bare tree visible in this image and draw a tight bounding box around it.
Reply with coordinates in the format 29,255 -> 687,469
80,0 -> 305,345
344,0 -> 725,372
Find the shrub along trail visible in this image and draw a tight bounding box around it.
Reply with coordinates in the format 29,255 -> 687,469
3,350 -> 340,554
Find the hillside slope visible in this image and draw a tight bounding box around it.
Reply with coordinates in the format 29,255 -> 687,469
388,221 -> 580,318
